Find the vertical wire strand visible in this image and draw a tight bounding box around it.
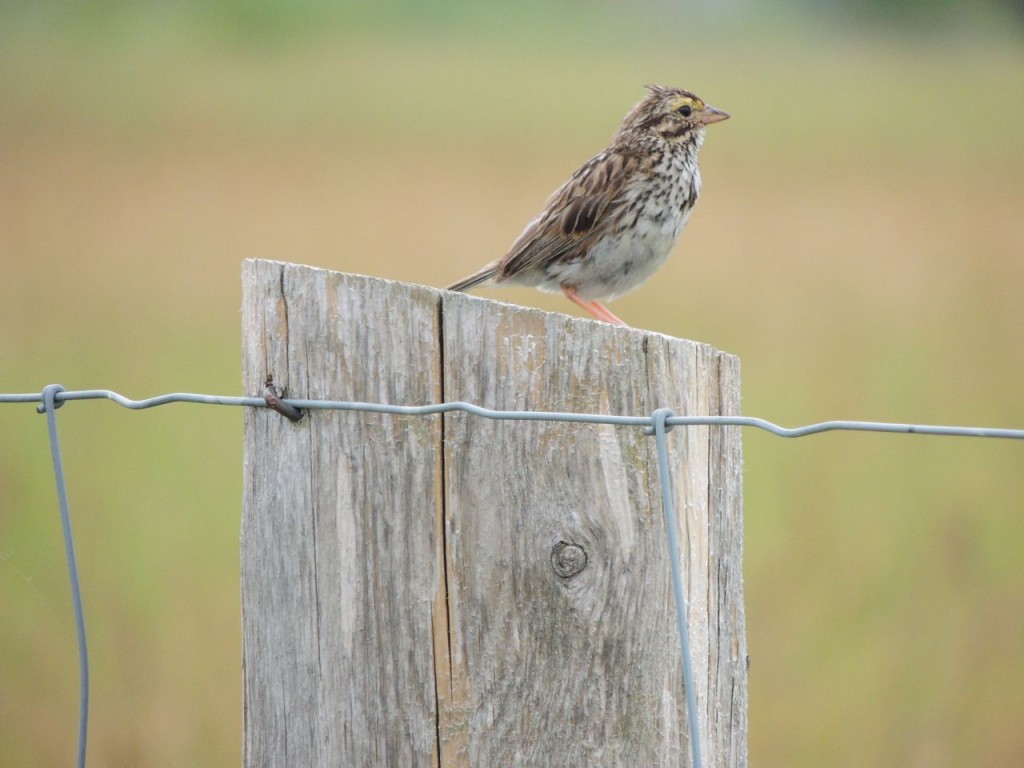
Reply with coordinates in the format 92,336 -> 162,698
652,408 -> 702,768
41,385 -> 89,768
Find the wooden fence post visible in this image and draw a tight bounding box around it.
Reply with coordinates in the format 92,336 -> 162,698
241,259 -> 747,767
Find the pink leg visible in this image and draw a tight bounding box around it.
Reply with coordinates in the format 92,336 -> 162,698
562,287 -> 629,326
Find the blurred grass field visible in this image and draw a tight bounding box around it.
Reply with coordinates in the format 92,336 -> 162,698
2,4 -> 1023,766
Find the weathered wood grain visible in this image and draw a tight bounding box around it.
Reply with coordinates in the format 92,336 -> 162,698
242,260 -> 443,767
440,292 -> 746,767
242,260 -> 746,767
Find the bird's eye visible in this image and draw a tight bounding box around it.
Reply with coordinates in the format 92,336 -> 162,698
677,105 -> 692,117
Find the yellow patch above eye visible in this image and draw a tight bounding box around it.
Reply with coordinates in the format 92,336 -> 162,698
671,96 -> 703,111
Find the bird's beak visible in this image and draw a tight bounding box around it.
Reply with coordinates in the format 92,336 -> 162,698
701,106 -> 730,125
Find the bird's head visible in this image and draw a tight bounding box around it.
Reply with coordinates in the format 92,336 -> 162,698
621,85 -> 730,144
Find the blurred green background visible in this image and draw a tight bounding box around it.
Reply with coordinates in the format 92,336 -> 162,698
2,2 -> 1023,765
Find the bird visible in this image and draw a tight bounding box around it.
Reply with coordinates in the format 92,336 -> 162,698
446,85 -> 729,326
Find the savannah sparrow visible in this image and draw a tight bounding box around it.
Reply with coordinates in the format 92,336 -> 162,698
446,85 -> 729,325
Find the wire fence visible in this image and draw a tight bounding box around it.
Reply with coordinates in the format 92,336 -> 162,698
5,384 -> 1024,768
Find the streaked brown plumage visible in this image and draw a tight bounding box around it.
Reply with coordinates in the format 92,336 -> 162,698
447,85 -> 729,325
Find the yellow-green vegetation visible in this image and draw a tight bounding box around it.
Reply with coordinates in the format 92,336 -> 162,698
2,4 -> 1022,766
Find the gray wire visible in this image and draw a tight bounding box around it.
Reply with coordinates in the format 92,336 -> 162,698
3,388 -> 1023,440
652,409 -> 703,768
6,385 -> 1024,767
40,385 -> 89,768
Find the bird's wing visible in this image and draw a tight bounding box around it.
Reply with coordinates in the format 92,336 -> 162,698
497,147 -> 641,281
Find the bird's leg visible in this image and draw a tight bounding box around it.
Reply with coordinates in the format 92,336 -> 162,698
587,301 -> 629,326
562,287 -> 629,326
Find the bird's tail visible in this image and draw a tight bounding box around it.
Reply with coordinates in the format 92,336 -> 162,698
446,263 -> 499,292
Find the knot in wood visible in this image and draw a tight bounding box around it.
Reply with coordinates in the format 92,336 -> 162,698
550,541 -> 588,579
